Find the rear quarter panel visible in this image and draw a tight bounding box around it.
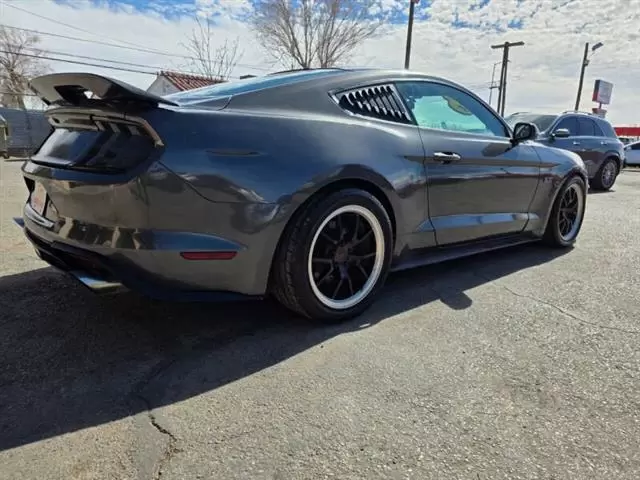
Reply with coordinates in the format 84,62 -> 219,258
155,107 -> 429,259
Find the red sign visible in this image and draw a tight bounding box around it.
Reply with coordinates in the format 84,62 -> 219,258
614,126 -> 640,137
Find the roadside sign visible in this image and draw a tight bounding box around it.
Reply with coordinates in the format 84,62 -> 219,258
592,80 -> 613,105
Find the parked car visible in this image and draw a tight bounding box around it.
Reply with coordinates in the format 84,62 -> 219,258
624,140 -> 640,167
505,111 -> 625,191
0,113 -> 8,159
0,107 -> 53,158
18,69 -> 588,322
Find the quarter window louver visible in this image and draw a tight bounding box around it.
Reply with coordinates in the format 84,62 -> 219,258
337,85 -> 412,124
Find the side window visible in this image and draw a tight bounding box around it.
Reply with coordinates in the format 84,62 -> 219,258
555,117 -> 579,136
592,121 -> 605,137
395,81 -> 508,137
632,143 -> 640,151
597,120 -> 618,138
577,117 -> 596,136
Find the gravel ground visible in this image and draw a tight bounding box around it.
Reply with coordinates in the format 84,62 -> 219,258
1,160 -> 640,480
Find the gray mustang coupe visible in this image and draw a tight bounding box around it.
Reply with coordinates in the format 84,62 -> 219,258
18,68 -> 588,322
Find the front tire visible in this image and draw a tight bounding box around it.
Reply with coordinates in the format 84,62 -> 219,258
271,189 -> 393,323
543,175 -> 587,248
591,157 -> 618,191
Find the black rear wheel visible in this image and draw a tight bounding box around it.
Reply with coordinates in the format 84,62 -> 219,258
271,189 -> 393,323
591,158 -> 618,191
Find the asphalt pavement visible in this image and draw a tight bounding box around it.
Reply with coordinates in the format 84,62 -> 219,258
1,160 -> 640,480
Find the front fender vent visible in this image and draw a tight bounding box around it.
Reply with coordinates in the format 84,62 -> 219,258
336,84 -> 412,124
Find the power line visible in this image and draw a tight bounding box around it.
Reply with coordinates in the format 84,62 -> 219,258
1,0 -> 168,54
0,91 -> 39,97
1,47 -> 265,81
0,49 -> 172,76
12,44 -> 208,76
0,24 -> 273,72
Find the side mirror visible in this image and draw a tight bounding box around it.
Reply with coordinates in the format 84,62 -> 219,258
552,128 -> 571,139
512,122 -> 538,143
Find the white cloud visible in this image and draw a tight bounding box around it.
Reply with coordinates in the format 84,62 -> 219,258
0,0 -> 637,124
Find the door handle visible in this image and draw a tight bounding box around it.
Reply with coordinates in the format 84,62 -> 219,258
572,141 -> 581,145
433,152 -> 461,164
600,141 -> 608,145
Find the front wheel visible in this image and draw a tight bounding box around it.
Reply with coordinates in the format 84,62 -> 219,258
271,189 -> 393,323
543,175 -> 587,248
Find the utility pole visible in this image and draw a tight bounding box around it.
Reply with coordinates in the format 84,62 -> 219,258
491,41 -> 524,116
574,41 -> 603,111
404,0 -> 419,69
575,42 -> 589,111
488,61 -> 502,108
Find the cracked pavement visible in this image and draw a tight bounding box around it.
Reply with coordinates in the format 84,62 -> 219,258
1,160 -> 640,479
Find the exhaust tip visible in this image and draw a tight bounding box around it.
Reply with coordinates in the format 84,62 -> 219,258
69,271 -> 123,294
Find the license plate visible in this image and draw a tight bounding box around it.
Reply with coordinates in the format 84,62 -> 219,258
30,182 -> 47,216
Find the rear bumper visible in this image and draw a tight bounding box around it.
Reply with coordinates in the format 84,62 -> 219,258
18,218 -> 260,302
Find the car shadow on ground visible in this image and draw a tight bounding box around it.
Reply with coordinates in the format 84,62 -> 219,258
0,243 -> 570,452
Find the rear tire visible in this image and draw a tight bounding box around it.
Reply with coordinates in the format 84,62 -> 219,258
542,175 -> 586,248
271,189 -> 393,323
591,157 -> 618,191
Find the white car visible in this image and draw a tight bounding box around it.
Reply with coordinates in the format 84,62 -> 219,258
624,141 -> 640,166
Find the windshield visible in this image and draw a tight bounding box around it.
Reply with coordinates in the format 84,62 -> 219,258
165,69 -> 344,103
505,113 -> 557,132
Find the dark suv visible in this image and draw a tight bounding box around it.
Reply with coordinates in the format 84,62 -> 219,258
506,111 -> 625,191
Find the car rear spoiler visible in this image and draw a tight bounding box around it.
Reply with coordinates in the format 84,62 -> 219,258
29,72 -> 178,108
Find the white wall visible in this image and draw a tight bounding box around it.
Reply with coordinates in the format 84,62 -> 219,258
146,76 -> 179,96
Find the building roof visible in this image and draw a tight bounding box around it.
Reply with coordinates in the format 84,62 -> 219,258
159,70 -> 225,91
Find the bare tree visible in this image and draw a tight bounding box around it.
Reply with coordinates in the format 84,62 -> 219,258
182,17 -> 243,81
0,26 -> 49,109
250,0 -> 384,69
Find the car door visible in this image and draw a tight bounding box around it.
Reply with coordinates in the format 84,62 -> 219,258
576,116 -> 602,175
394,80 -> 541,246
626,142 -> 640,165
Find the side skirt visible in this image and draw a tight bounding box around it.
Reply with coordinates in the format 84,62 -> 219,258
390,233 -> 540,273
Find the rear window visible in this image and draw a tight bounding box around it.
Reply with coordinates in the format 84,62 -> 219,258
505,113 -> 557,132
165,69 -> 344,103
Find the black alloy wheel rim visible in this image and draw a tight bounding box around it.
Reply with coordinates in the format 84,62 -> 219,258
602,161 -> 616,188
308,205 -> 385,310
558,184 -> 581,240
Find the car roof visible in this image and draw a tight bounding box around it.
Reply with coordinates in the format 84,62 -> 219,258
168,67 -> 482,109
509,111 -> 611,124
265,67 -> 468,87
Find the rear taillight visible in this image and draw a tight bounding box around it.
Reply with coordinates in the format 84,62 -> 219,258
32,110 -> 162,173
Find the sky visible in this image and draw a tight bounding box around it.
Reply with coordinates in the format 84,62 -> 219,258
1,0 -> 638,125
